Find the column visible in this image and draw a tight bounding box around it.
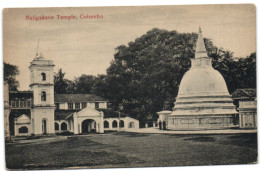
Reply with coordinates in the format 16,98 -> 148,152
14,119 -> 17,136
99,112 -> 104,133
73,115 -> 79,134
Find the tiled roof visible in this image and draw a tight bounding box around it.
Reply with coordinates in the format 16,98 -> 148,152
96,109 -> 128,118
54,94 -> 108,103
55,110 -> 80,120
232,88 -> 256,99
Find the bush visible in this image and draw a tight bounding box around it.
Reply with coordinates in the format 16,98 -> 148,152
57,131 -> 74,136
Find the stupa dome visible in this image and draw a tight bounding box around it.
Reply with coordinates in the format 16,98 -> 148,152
178,63 -> 230,97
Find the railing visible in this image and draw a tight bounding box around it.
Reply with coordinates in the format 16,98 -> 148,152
9,100 -> 32,109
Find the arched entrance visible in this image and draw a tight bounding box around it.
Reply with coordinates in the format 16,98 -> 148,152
82,119 -> 96,133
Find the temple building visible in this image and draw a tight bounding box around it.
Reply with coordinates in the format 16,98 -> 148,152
4,53 -> 139,138
158,28 -> 238,130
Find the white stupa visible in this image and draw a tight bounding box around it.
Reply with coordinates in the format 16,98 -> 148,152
166,28 -> 238,130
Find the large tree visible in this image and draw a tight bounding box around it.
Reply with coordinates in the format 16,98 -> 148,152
54,69 -> 75,94
74,74 -> 97,94
4,62 -> 19,91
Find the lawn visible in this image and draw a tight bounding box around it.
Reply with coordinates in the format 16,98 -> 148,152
5,132 -> 257,169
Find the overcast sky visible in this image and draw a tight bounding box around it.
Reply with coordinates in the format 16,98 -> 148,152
3,4 -> 256,91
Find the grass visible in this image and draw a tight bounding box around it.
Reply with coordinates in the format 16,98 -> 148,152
5,132 -> 257,169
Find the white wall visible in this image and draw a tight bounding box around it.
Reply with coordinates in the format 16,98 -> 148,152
31,108 -> 55,135
103,117 -> 139,131
59,103 -> 67,109
88,102 -> 107,109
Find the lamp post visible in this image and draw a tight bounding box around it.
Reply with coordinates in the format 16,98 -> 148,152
118,104 -> 123,132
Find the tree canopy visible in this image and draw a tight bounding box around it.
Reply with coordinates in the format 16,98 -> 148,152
4,62 -> 19,91
54,69 -> 75,94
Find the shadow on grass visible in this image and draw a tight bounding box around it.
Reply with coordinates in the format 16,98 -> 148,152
6,135 -> 142,170
104,131 -> 149,137
9,151 -> 136,170
115,132 -> 149,137
223,133 -> 257,148
163,134 -> 212,139
184,136 -> 216,142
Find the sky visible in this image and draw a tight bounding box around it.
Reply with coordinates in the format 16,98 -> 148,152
3,4 -> 256,91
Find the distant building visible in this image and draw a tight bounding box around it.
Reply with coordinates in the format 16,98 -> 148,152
232,88 -> 257,128
5,53 -> 139,137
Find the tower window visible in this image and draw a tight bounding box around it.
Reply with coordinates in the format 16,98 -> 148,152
41,73 -> 46,81
41,91 -> 46,101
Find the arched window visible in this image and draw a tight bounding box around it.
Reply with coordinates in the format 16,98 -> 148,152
55,122 -> 59,131
112,120 -> 118,128
128,122 -> 135,128
120,120 -> 124,128
61,122 -> 67,130
41,91 -> 46,101
19,126 -> 28,133
41,73 -> 46,81
104,121 -> 109,128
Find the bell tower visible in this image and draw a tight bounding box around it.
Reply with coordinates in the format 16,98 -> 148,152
29,52 -> 55,135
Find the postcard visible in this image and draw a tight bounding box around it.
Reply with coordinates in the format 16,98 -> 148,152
3,4 -> 257,170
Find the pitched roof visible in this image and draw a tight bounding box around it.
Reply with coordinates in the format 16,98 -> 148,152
9,109 -> 31,119
232,88 -> 256,99
54,94 -> 108,103
96,109 -> 128,118
55,108 -> 132,120
75,107 -> 103,117
55,110 -> 80,120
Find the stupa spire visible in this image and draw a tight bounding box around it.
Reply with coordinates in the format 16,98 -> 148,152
195,27 -> 208,58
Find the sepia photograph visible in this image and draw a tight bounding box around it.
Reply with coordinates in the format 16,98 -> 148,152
2,3 -> 257,170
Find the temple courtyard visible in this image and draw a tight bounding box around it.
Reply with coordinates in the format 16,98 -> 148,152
5,131 -> 257,169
